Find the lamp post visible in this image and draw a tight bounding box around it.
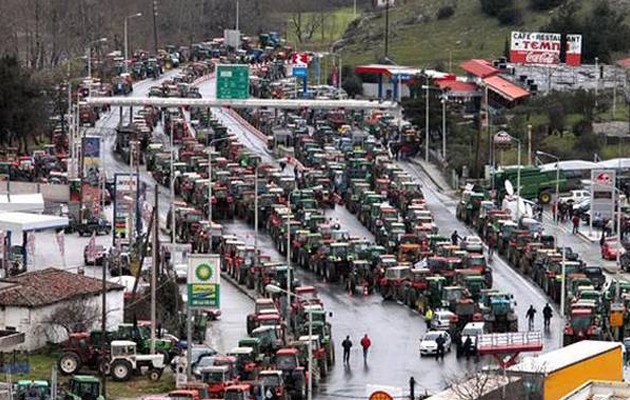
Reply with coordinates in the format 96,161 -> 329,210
86,37 -> 107,94
424,79 -> 430,162
440,91 -> 448,160
536,150 -> 566,323
254,163 -> 268,254
266,284 -> 313,400
124,13 -> 143,73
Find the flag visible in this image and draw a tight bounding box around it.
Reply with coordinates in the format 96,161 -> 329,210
87,232 -> 97,261
55,231 -> 65,258
27,232 -> 36,260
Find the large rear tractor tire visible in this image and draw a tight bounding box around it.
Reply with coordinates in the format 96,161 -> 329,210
58,352 -> 81,375
111,359 -> 133,382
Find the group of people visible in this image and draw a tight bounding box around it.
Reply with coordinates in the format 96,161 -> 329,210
526,303 -> 554,330
341,334 -> 372,365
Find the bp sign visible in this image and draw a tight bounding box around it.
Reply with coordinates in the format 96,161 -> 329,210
187,254 -> 221,308
216,64 -> 250,99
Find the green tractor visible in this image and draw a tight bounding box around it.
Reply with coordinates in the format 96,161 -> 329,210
115,323 -> 176,363
63,375 -> 104,400
13,380 -> 50,400
479,290 -> 518,333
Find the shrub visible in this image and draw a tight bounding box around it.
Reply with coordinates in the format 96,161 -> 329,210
436,5 -> 455,20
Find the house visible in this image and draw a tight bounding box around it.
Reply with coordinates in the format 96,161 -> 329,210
0,268 -> 124,351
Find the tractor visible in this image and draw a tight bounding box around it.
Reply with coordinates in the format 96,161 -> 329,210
63,376 -> 104,400
275,348 -> 306,400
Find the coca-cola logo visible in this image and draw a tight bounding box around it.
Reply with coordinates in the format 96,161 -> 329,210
525,51 -> 558,64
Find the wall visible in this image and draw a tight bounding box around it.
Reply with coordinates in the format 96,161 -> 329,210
544,347 -> 623,400
0,181 -> 69,203
362,83 -> 411,99
0,290 -> 124,352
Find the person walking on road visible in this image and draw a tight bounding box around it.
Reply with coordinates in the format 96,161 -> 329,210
342,336 -> 353,364
463,336 -> 473,361
572,213 -> 580,234
543,303 -> 553,329
435,334 -> 446,361
451,230 -> 459,245
526,305 -> 537,330
424,307 -> 433,329
360,334 -> 371,363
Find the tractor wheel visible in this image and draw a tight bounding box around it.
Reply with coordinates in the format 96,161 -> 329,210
97,357 -> 110,376
58,352 -> 81,375
539,191 -> 552,204
321,358 -> 328,377
111,359 -> 133,382
148,368 -> 163,381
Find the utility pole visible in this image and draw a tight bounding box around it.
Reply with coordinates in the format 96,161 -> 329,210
150,184 -> 158,354
152,0 -> 159,55
384,0 -> 390,59
100,239 -> 107,397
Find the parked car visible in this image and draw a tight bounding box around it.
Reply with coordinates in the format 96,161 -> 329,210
461,236 -> 483,253
170,345 -> 217,372
560,190 -> 590,204
419,330 -> 451,356
431,309 -> 456,331
459,322 -> 487,356
83,244 -> 107,266
602,238 -> 625,260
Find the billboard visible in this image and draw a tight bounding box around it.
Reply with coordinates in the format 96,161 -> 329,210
510,31 -> 582,66
187,254 -> 221,308
590,169 -> 616,221
113,173 -> 138,244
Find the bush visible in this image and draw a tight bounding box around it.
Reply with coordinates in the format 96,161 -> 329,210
479,0 -> 512,16
436,5 -> 455,20
497,4 -> 523,24
530,0 -> 564,11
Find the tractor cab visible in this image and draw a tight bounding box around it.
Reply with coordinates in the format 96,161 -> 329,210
64,376 -> 103,400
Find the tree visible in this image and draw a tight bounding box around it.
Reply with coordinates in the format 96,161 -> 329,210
341,66 -> 363,98
530,0 -> 564,11
0,55 -> 49,152
41,297 -> 102,341
479,0 -> 513,16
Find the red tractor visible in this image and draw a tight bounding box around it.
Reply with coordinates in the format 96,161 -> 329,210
57,332 -> 110,375
274,348 -> 306,400
246,298 -> 279,334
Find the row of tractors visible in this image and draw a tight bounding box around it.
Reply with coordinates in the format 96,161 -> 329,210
229,107 -> 520,337
455,185 -> 616,345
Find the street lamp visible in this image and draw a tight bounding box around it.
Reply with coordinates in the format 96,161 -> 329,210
536,150 -> 567,325
265,284 -> 314,400
254,163 -> 269,255
86,37 -> 108,81
422,78 -> 430,162
124,13 -> 143,74
440,91 -> 448,160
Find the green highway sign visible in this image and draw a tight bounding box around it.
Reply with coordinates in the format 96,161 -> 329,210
216,64 -> 250,99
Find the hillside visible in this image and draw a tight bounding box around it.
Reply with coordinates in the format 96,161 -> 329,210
335,0 -> 629,69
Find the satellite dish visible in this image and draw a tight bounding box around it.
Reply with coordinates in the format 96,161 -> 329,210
505,180 -> 514,197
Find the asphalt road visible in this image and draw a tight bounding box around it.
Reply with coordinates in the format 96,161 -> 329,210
87,72 -> 568,397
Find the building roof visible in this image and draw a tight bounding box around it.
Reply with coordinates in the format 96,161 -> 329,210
617,57 -> 630,70
563,380 -> 630,399
0,268 -> 123,307
483,76 -> 530,102
435,79 -> 480,95
0,212 -> 67,233
460,59 -> 500,78
508,340 -> 622,375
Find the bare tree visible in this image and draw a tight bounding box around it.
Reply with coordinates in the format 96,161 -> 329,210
41,297 -> 102,338
445,371 -> 499,400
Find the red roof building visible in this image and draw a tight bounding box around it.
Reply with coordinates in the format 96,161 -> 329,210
460,59 -> 500,79
483,75 -> 530,103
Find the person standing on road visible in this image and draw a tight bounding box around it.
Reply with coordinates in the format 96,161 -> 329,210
526,305 -> 537,330
435,334 -> 446,361
342,336 -> 353,364
463,335 -> 473,361
360,334 -> 371,363
543,303 -> 553,328
424,307 -> 433,329
572,213 -> 580,234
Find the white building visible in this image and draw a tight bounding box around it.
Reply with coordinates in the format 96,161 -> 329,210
0,268 -> 124,351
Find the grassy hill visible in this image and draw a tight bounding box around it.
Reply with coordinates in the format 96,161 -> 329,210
277,0 -> 630,69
